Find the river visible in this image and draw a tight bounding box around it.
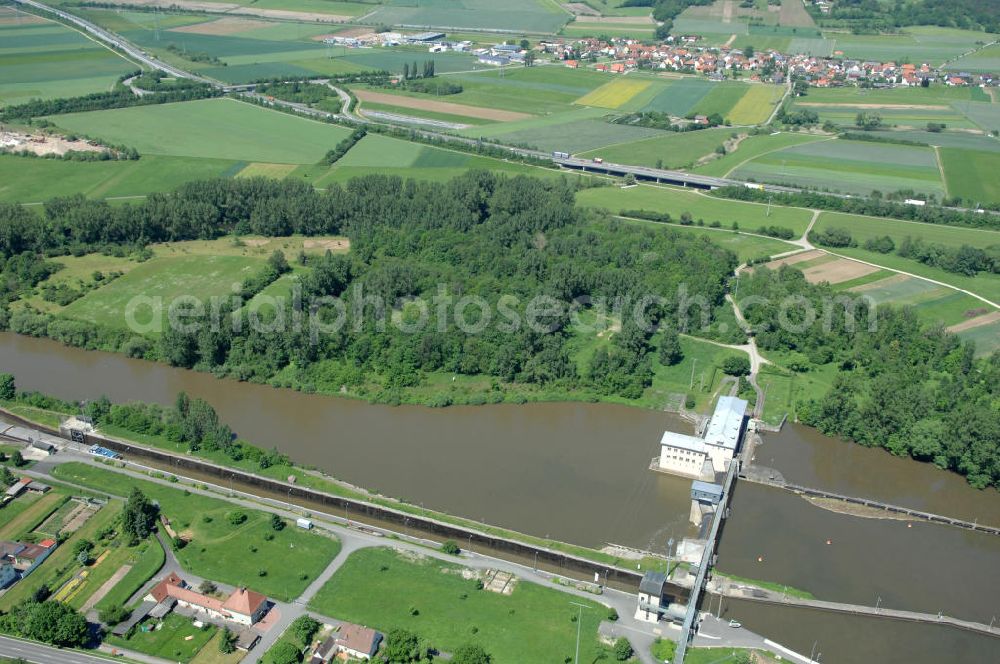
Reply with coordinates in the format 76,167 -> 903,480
2,331 -> 998,660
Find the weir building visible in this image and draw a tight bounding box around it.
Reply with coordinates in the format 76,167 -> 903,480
656,396 -> 748,479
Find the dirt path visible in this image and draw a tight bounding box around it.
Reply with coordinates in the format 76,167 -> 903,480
932,145 -> 949,197
722,0 -> 734,23
355,90 -> 533,122
946,310 -> 1000,333
81,563 -> 133,613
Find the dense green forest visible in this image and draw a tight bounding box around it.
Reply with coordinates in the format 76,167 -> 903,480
0,173 -> 736,401
740,265 -> 1000,489
811,0 -> 1000,33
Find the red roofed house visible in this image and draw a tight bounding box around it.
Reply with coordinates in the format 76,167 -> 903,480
311,624 -> 383,662
146,573 -> 269,626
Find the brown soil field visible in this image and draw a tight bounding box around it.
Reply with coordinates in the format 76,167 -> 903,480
563,2 -> 599,16
802,258 -> 880,284
946,310 -> 1000,333
304,238 -> 350,252
312,26 -> 375,40
170,17 -> 272,35
778,0 -> 816,27
355,90 -> 533,122
1,131 -> 104,157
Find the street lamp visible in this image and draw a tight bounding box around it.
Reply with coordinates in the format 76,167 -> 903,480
569,602 -> 590,664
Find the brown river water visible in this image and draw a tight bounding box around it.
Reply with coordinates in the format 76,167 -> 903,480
2,332 -> 999,662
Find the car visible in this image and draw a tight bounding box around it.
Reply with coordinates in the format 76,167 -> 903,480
728,619 -> 742,628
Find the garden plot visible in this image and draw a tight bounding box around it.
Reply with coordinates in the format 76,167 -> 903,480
34,498 -> 100,537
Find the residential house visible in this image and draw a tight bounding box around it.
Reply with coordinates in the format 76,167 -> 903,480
313,624 -> 383,662
146,573 -> 269,626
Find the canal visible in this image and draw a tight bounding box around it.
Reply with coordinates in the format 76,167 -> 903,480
2,332 -> 998,660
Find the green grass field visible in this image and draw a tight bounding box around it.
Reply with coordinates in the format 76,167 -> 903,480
578,127 -> 735,169
60,254 -> 265,329
620,217 -> 796,262
308,546 -> 606,663
732,138 -> 946,197
693,132 -> 832,177
828,26 -> 997,66
577,184 -> 814,236
51,462 -> 341,601
93,538 -> 166,611
472,113 -> 665,153
0,11 -> 133,106
942,41 -> 1000,73
939,147 -> 1000,205
364,0 -> 569,33
49,98 -> 353,163
640,77 -> 715,116
727,84 -> 785,125
0,155 -> 239,204
107,613 -> 217,662
813,211 -> 1000,250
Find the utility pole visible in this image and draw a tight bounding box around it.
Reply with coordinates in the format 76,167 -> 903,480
569,602 -> 590,664
875,594 -> 882,613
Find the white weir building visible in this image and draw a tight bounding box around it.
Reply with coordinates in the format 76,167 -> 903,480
657,396 -> 748,477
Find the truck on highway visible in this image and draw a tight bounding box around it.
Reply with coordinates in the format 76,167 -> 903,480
552,151 -> 569,159
592,157 -> 604,164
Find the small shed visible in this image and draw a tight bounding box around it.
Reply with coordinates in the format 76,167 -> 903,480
690,480 -> 723,505
111,600 -> 155,636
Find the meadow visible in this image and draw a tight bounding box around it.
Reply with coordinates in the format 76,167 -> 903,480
939,148 -> 1000,205
0,10 -> 133,106
0,155 -> 239,204
621,217 -> 796,262
472,113 -> 665,153
61,254 -> 265,329
307,546 -> 606,663
51,462 -> 341,601
49,98 -> 354,163
942,41 -> 1000,74
576,183 -> 814,236
812,210 -> 1000,250
731,138 -> 946,197
106,613 -> 216,663
578,127 -> 735,168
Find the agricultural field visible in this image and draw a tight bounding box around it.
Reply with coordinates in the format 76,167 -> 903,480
0,154 -> 240,204
48,98 -> 353,163
939,148 -> 1000,205
725,83 -> 786,124
470,112 -> 665,153
941,41 -> 1000,74
308,546 -> 606,663
693,131 -> 832,177
578,127 -> 736,169
730,138 -> 947,197
576,183 -> 814,236
0,7 -> 133,107
362,0 -> 570,33
812,210 -> 1000,251
355,90 -> 532,122
790,84 -> 990,130
307,133 -> 555,184
51,462 -> 341,601
575,78 -> 653,109
436,66 -> 609,115
826,27 -> 996,66
640,77 -> 716,115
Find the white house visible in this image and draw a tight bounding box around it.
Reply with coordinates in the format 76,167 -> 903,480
635,571 -> 666,623
147,573 -> 269,626
658,396 -> 748,477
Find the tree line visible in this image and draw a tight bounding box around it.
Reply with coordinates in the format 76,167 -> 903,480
811,227 -> 999,277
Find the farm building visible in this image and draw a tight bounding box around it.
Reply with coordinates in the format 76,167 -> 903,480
657,396 -> 748,477
0,539 -> 57,579
4,477 -> 31,498
146,572 -> 270,626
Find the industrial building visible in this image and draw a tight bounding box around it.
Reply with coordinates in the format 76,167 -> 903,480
657,396 -> 748,478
